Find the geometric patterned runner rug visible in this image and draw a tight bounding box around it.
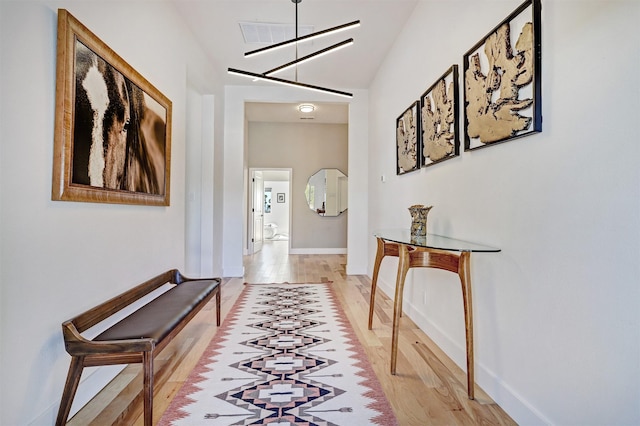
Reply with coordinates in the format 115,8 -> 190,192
159,283 -> 398,426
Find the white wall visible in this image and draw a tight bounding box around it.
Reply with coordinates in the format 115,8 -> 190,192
223,86 -> 369,276
368,1 -> 639,425
186,88 -> 204,274
185,91 -> 220,277
0,1 -> 220,424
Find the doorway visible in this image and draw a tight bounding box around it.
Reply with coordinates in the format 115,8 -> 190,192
248,168 -> 291,255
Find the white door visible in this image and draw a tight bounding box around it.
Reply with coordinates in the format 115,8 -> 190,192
251,170 -> 264,253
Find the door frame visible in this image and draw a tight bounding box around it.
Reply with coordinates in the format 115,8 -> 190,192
249,170 -> 264,255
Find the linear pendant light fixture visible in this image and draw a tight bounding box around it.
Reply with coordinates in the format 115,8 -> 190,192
228,0 -> 358,98
263,38 -> 353,76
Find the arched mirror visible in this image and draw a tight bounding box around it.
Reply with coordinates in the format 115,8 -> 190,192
305,169 -> 348,216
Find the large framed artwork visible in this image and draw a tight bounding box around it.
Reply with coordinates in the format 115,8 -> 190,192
463,0 -> 541,151
420,65 -> 460,167
396,101 -> 420,175
52,9 -> 172,206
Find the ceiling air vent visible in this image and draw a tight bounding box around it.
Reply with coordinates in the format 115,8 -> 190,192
239,21 -> 314,44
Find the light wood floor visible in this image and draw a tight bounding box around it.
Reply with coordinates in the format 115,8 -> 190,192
68,241 -> 516,425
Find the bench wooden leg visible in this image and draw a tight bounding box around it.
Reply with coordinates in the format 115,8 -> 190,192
216,287 -> 221,326
143,352 -> 153,426
56,355 -> 85,426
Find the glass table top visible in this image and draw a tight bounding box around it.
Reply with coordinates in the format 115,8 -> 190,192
373,229 -> 500,253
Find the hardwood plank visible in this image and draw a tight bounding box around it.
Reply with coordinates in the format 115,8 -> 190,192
67,241 -> 515,425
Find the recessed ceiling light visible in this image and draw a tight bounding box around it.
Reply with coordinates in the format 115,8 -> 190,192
298,104 -> 315,113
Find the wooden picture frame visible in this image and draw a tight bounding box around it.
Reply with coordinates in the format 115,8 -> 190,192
463,0 -> 541,151
396,101 -> 420,175
52,10 -> 172,206
420,65 -> 460,167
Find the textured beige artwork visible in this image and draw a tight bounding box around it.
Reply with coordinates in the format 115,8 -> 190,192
465,19 -> 534,145
422,77 -> 456,162
396,103 -> 419,174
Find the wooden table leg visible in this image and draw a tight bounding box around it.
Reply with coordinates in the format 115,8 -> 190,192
368,237 -> 386,330
368,238 -> 400,330
386,245 -> 476,399
390,243 -> 411,375
459,251 -> 475,399
369,238 -> 477,398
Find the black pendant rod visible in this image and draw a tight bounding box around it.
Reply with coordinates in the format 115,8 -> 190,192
295,0 -> 299,38
294,0 -> 299,81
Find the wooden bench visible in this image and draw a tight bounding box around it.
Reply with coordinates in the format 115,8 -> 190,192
55,269 -> 221,426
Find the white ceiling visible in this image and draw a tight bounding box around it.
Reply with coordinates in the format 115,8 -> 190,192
170,0 -> 418,122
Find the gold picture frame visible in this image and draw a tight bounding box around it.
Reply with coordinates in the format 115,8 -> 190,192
52,9 -> 172,206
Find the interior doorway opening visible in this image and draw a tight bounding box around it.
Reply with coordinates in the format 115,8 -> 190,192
248,168 -> 292,255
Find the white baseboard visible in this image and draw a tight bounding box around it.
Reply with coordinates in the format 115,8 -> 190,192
224,266 -> 245,277
346,264 -> 367,275
375,278 -> 551,426
289,248 -> 347,255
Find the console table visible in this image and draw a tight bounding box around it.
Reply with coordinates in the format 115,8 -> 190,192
368,230 -> 500,399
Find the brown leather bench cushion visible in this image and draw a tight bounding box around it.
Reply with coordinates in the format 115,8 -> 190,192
94,279 -> 219,344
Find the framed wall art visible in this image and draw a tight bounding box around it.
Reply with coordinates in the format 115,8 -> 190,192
52,9 -> 172,206
277,193 -> 285,203
463,0 -> 541,151
420,65 -> 460,167
396,101 -> 420,175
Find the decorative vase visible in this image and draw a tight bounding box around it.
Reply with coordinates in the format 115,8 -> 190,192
408,204 -> 433,237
